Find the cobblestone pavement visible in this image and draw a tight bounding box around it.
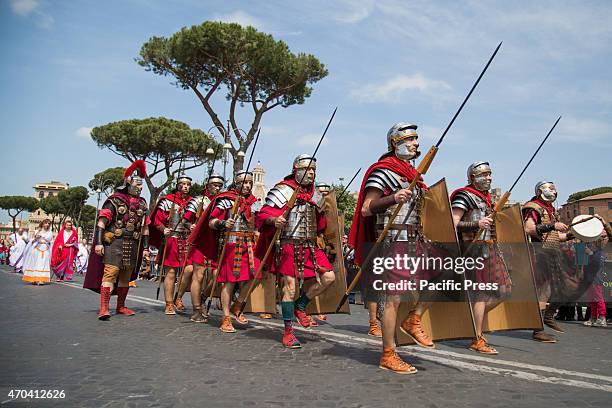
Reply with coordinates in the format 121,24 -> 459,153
1,266 -> 610,407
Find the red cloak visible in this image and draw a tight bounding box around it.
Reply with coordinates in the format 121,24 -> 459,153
51,223 -> 78,280
348,154 -> 427,266
450,185 -> 493,209
255,177 -> 331,277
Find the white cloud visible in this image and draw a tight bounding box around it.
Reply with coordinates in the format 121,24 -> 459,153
333,0 -> 375,23
213,10 -> 264,30
36,13 -> 55,29
295,133 -> 330,147
555,116 -> 610,146
10,0 -> 54,29
75,127 -> 93,139
10,0 -> 39,16
350,73 -> 451,103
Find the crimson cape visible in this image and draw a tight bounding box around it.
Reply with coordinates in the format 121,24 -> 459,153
188,190 -> 257,262
83,192 -> 146,294
255,177 -> 325,271
348,154 -> 427,266
147,192 -> 193,250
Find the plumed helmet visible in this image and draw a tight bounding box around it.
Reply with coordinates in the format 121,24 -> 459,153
123,160 -> 147,182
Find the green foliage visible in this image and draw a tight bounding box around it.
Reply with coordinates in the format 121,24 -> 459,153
58,186 -> 89,222
90,117 -> 221,208
88,167 -> 125,192
91,117 -> 216,161
0,195 -> 39,234
189,181 -> 205,197
0,196 -> 39,214
39,195 -> 63,219
333,184 -> 357,233
80,204 -> 97,237
567,186 -> 612,202
137,21 -> 327,175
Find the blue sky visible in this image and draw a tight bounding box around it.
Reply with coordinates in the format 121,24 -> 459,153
1,0 -> 611,222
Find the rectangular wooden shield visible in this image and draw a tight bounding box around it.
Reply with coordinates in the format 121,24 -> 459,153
482,204 -> 543,332
243,271 -> 277,314
396,178 -> 477,345
306,191 -> 351,315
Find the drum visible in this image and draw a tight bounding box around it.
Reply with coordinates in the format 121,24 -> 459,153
570,215 -> 604,242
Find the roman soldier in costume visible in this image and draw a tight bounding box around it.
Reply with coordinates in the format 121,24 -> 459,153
523,181 -> 569,342
450,161 -> 512,354
149,174 -> 195,315
305,181 -> 335,327
190,171 -> 260,333
349,123 -> 433,375
84,160 -> 149,320
184,174 -> 225,323
255,155 -> 336,349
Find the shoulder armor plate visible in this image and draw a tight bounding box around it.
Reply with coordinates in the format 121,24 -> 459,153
216,197 -> 234,210
265,184 -> 295,208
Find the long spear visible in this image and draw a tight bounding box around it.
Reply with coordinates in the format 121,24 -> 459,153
196,147 -> 223,219
155,159 -> 185,299
336,167 -> 362,202
336,42 -> 503,312
204,128 -> 262,315
463,116 -> 561,255
237,107 -> 338,314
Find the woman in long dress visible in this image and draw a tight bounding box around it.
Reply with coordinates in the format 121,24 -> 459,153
8,228 -> 29,272
76,238 -> 90,275
22,219 -> 53,285
51,219 -> 79,281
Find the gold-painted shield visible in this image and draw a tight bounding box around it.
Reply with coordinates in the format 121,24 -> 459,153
305,190 -> 351,315
396,178 -> 477,345
481,204 -> 543,332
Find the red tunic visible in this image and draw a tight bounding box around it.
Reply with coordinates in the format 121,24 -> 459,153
189,190 -> 260,283
148,192 -> 194,268
255,178 -> 332,279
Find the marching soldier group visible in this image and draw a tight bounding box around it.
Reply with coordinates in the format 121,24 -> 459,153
82,120 -> 610,376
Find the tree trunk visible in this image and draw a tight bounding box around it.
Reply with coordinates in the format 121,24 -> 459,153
232,152 -> 245,178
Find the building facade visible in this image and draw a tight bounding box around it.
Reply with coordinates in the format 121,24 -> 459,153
559,192 -> 612,226
251,161 -> 268,209
27,181 -> 69,234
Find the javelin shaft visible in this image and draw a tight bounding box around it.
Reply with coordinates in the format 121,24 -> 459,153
436,42 -> 502,148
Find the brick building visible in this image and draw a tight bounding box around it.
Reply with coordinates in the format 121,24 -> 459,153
559,192 -> 612,226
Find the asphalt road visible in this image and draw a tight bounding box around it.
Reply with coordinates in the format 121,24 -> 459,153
1,266 -> 610,407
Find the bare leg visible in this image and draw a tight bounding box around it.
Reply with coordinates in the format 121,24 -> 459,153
190,264 -> 205,309
368,301 -> 378,321
177,264 -> 193,299
304,271 -> 335,299
163,267 -> 176,302
221,282 -> 235,317
473,300 -> 486,336
382,296 -> 400,349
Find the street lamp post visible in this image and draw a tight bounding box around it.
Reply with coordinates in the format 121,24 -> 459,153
92,177 -> 115,232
